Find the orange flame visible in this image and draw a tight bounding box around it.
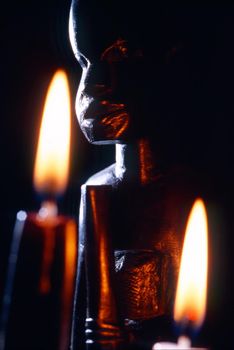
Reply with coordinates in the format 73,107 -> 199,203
174,198 -> 208,329
33,70 -> 71,196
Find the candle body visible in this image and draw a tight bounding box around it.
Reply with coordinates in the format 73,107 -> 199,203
153,336 -> 208,349
153,343 -> 208,350
1,211 -> 77,350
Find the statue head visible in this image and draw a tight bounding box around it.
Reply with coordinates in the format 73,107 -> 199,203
69,0 -> 213,155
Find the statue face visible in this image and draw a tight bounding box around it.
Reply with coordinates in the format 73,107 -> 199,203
69,0 -> 211,149
69,35 -> 138,144
69,0 -> 174,144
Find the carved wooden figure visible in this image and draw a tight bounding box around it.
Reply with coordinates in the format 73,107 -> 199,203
69,1 -> 206,348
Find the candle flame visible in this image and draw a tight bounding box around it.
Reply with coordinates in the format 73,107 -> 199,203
174,198 -> 208,329
33,70 -> 71,196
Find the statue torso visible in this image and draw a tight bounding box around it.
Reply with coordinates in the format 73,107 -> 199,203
83,163 -> 194,322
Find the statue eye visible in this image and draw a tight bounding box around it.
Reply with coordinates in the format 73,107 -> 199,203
101,39 -> 129,63
101,39 -> 144,64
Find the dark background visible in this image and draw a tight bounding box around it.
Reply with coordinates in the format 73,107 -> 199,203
0,1 -> 234,349
0,0 -> 114,299
0,0 -> 115,346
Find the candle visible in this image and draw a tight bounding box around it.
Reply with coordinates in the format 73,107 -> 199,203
153,335 -> 207,349
0,70 -> 78,350
153,199 -> 209,350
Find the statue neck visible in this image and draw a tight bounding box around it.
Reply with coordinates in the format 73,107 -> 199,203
115,139 -> 161,185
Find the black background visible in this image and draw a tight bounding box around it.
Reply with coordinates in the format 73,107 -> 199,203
0,1 -> 234,349
0,0 -> 114,298
0,0 -> 115,345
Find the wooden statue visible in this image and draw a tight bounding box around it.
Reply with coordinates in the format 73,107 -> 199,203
69,1 -> 208,348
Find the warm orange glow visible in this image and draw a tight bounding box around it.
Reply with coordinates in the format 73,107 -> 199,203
60,220 -> 77,350
174,198 -> 208,329
33,70 -> 71,196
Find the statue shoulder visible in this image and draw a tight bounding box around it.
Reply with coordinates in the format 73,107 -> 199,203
84,163 -> 120,187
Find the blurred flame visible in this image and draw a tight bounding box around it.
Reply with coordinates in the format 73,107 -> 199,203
33,70 -> 71,196
174,198 -> 208,329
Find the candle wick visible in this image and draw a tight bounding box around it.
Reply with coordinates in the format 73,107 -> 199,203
38,200 -> 58,219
